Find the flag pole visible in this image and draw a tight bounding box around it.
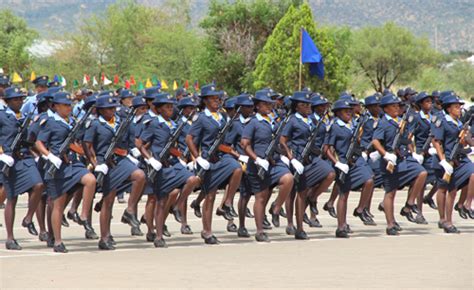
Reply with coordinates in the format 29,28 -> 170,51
299,27 -> 303,91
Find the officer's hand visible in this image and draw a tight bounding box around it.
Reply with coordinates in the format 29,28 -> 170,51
361,152 -> 368,161
127,154 -> 139,166
428,147 -> 437,156
238,155 -> 249,164
412,152 -> 424,164
280,155 -> 290,167
94,163 -> 109,175
147,157 -> 162,172
130,147 -> 141,158
186,161 -> 195,171
439,159 -> 453,175
383,152 -> 397,165
47,153 -> 63,169
178,158 -> 187,168
0,154 -> 14,167
196,156 -> 210,170
369,151 -> 381,162
291,159 -> 304,175
335,161 -> 349,174
255,157 -> 269,172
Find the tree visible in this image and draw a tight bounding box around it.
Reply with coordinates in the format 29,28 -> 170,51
0,9 -> 38,73
349,22 -> 440,92
252,3 -> 350,97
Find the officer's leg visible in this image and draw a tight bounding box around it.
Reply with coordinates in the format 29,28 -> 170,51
68,190 -> 82,216
100,190 -> 116,242
175,176 -> 199,222
295,189 -> 308,232
126,169 -> 145,217
254,188 -> 270,234
51,193 -> 69,246
24,183 -> 44,224
155,191 -> 173,240
285,188 -> 296,227
36,195 -> 47,237
445,189 -> 458,226
464,173 -> 474,210
337,191 -> 349,230
224,167 -> 243,208
202,189 -> 217,236
436,187 -> 448,223
79,173 -> 96,221
238,195 -> 250,229
145,195 -> 156,234
383,190 -> 397,228
5,196 -> 18,241
406,171 -> 427,207
355,178 -> 374,213
272,173 -> 294,214
0,186 -> 5,207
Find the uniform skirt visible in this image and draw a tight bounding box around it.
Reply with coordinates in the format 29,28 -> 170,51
382,156 -> 426,193
296,157 -> 334,192
3,157 -> 43,199
200,155 -> 241,194
247,159 -> 290,194
99,157 -> 138,196
45,162 -> 89,200
336,157 -> 373,193
369,158 -> 384,188
152,163 -> 193,198
422,155 -> 437,185
239,172 -> 253,197
435,158 -> 474,191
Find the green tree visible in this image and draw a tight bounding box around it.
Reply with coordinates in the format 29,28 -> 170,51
349,22 -> 440,92
252,3 -> 350,97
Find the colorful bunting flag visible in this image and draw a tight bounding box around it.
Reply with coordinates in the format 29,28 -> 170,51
138,82 -> 144,90
173,80 -> 178,90
161,80 -> 169,90
184,80 -> 189,90
130,75 -> 136,86
124,80 -> 131,89
30,71 -> 36,81
12,72 -> 22,83
92,76 -> 98,87
145,78 -> 153,88
113,75 -> 119,85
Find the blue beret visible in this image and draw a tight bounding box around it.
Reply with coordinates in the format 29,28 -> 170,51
332,100 -> 352,112
339,94 -> 358,105
32,75 -> 49,86
235,93 -> 254,106
132,96 -> 147,108
0,75 -> 10,86
291,91 -> 312,103
224,97 -> 237,109
311,94 -> 328,106
96,95 -> 119,108
442,95 -> 464,106
200,84 -> 221,98
52,91 -> 73,105
120,89 -> 134,99
152,93 -> 176,105
4,87 -> 26,99
380,94 -> 402,107
145,86 -> 161,99
84,94 -> 98,110
364,95 -> 381,106
254,88 -> 275,103
178,96 -> 199,108
415,91 -> 432,103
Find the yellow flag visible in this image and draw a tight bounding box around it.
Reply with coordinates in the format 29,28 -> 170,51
30,71 -> 36,81
145,78 -> 152,88
12,72 -> 23,83
161,79 -> 169,90
173,80 -> 178,90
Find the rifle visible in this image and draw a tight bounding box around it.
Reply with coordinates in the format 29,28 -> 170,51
1,103 -> 38,177
386,105 -> 415,173
196,107 -> 241,179
257,109 -> 293,180
96,107 -> 137,187
147,110 -> 195,180
443,114 -> 472,182
337,111 -> 368,183
46,105 -> 95,177
415,114 -> 438,156
294,110 -> 326,183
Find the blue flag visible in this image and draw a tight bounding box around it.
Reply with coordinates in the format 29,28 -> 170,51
301,28 -> 324,79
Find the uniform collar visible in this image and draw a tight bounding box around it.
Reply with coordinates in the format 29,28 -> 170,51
47,109 -> 55,117
240,114 -> 251,124
53,112 -> 73,128
133,114 -> 143,123
420,110 -> 431,121
204,108 -> 222,124
158,114 -> 176,129
99,115 -> 120,130
5,107 -> 24,119
336,117 -> 352,130
256,113 -> 273,125
385,114 -> 400,123
295,112 -> 312,127
445,114 -> 462,128
148,109 -> 158,118
313,112 -> 321,121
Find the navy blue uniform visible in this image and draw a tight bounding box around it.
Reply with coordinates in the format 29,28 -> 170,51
360,113 -> 384,188
410,111 -> 437,185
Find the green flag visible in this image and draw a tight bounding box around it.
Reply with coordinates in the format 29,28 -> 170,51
152,75 -> 159,86
73,79 -> 79,88
138,81 -> 144,90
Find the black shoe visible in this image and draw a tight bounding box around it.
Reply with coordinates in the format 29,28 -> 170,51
443,225 -> 460,234
438,221 -> 445,229
78,218 -> 93,231
227,223 -> 237,233
39,231 -> 49,242
181,225 -> 193,235
171,207 -> 182,223
229,205 -> 238,218
237,227 -> 250,238
163,225 -> 171,237
415,214 -> 428,224
108,235 -> 116,246
98,239 -> 115,250
308,218 -> 322,228
255,232 -> 270,242
5,239 -> 22,250
131,226 -> 144,236
154,238 -> 167,248
286,225 -> 296,235
85,229 -> 98,239
400,207 -> 416,223
295,230 -> 309,240
279,206 -> 287,218
190,200 -> 202,218
94,200 -> 102,212
47,236 -> 55,248
353,209 -> 376,226
303,213 -> 311,225
203,235 -> 220,245
0,203 -> 4,209
146,232 -> 157,242
61,214 -> 70,227
22,219 -> 38,236
344,224 -> 353,234
405,202 -> 420,215
467,208 -> 474,219
53,242 -> 68,253
378,202 -> 385,212
323,202 -> 337,218
364,208 -> 374,218
454,204 -> 468,219
216,205 -> 233,221
263,215 -> 272,230
140,215 -> 146,224
335,228 -> 349,238
386,226 -> 399,236
245,207 -> 254,218
67,211 -> 80,224
309,200 -> 318,215
121,210 -> 140,227
117,197 -> 126,204
269,203 -> 280,227
423,196 -> 437,209
394,222 -> 403,232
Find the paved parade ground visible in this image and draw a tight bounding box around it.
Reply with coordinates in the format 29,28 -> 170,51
1,189 -> 473,288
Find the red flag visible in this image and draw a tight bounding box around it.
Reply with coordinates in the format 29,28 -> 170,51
85,74 -> 90,82
125,80 -> 131,89
184,80 -> 189,90
130,75 -> 136,85
194,80 -> 199,91
101,73 -> 105,82
113,75 -> 119,85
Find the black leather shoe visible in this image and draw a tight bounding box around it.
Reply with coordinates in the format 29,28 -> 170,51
443,225 -> 460,234
163,225 -> 171,237
400,207 -> 416,223
39,231 -> 49,242
386,227 -> 399,236
364,208 -> 374,218
269,203 -> 280,227
454,204 -> 468,219
67,211 -> 80,224
377,202 -> 385,212
467,208 -> 474,219
423,196 -> 437,209
255,232 -> 270,242
405,202 -> 420,215
354,209 -> 377,226
323,202 -> 337,218
286,225 -> 296,235
98,239 -> 115,250
308,217 -> 322,228
180,225 -> 193,235
154,238 -> 167,248
85,229 -> 98,239
394,222 -> 402,231
309,200 -> 318,215
295,230 -> 309,240
146,232 -> 157,242
5,239 -> 22,250
263,215 -> 272,230
227,223 -> 237,233
344,224 -> 353,234
171,207 -> 182,223
415,214 -> 428,224
229,205 -> 238,218
140,215 -> 146,224
108,235 -> 116,245
216,206 -> 233,221
437,221 -> 445,229
53,242 -> 68,253
94,200 -> 102,212
22,219 -> 38,236
121,210 -> 140,227
131,226 -> 144,236
279,206 -> 287,218
190,200 -> 202,218
203,235 -> 220,245
78,218 -> 93,231
245,207 -> 254,218
61,214 -> 70,227
237,227 -> 250,238
303,213 -> 311,225
335,228 -> 349,238
47,237 -> 55,248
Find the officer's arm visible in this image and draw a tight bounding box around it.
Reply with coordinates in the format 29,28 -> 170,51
186,135 -> 199,159
241,138 -> 257,161
35,140 -> 50,156
83,142 -> 97,167
138,140 -> 152,160
279,136 -> 293,160
372,139 -> 387,156
325,146 -> 338,165
432,140 -> 446,161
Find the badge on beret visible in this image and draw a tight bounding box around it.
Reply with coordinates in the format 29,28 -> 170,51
109,92 -> 113,97
211,86 -> 215,91
167,95 -> 172,99
141,98 -> 145,103
108,98 -> 113,103
67,94 -> 72,100
42,76 -> 46,80
267,93 -> 270,97
435,119 -> 442,127
14,88 -> 19,93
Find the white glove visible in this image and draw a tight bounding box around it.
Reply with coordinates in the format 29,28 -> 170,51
369,151 -> 381,162
178,158 -> 187,167
238,155 -> 249,164
0,154 -> 14,167
428,147 -> 437,156
361,152 -> 368,161
196,156 -> 210,170
439,159 -> 453,175
412,152 -> 424,164
47,153 -> 63,169
186,161 -> 195,171
35,156 -> 39,163
468,147 -> 474,156
280,155 -> 290,167
255,157 -> 269,172
130,147 -> 141,158
291,159 -> 305,175
127,154 -> 139,166
95,163 -> 109,175
147,157 -> 162,172
383,152 -> 397,166
335,161 -> 349,174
